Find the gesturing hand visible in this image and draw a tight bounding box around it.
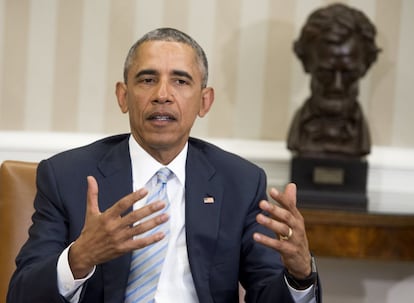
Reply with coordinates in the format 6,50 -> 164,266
253,183 -> 312,279
68,176 -> 169,279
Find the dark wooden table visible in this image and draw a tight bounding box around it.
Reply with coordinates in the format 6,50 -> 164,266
301,208 -> 414,260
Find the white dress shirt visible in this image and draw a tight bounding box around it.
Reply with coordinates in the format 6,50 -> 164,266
128,137 -> 198,302
57,135 -> 315,303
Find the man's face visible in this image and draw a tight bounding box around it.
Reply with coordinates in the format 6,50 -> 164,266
308,36 -> 366,115
116,40 -> 214,162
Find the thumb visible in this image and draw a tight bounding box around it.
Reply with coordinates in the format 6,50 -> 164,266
285,182 -> 297,198
86,176 -> 101,215
284,182 -> 298,210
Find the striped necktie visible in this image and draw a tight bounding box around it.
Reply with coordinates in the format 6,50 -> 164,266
125,167 -> 172,303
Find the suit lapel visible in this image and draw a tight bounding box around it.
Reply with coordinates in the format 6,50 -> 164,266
91,137 -> 224,302
185,141 -> 223,301
95,136 -> 133,303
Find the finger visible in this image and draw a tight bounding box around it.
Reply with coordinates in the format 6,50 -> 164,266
86,176 -> 100,215
283,183 -> 297,209
259,200 -> 294,226
128,211 -> 169,239
256,202 -> 294,242
106,187 -> 149,219
130,231 -> 167,250
269,184 -> 301,216
256,212 -> 292,238
253,232 -> 287,252
283,183 -> 305,218
123,200 -> 168,228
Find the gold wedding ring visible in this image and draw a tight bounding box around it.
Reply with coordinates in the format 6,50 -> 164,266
280,227 -> 293,241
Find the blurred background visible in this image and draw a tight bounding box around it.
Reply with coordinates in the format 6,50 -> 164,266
1,0 -> 413,148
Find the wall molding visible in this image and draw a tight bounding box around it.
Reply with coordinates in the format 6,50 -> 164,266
1,131 -> 413,214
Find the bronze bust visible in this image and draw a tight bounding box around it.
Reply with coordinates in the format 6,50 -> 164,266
287,3 -> 381,157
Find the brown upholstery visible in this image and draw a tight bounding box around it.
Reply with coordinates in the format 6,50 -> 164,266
0,160 -> 38,301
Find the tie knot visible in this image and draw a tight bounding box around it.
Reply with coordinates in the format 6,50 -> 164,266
156,167 -> 171,184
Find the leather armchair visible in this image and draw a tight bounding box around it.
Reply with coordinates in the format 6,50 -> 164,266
0,160 -> 38,301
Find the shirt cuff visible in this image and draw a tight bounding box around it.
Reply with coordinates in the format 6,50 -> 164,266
57,243 -> 96,301
285,275 -> 316,303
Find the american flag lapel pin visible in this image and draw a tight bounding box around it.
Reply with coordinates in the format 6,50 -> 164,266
203,196 -> 215,204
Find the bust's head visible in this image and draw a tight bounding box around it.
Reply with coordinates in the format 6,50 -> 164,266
294,3 -> 381,116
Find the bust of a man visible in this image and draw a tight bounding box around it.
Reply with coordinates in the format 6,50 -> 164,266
287,3 -> 381,157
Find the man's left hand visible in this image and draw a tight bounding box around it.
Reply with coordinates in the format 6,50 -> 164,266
253,183 -> 312,279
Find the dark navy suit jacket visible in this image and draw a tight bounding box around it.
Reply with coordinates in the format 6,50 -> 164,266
7,134 -> 318,303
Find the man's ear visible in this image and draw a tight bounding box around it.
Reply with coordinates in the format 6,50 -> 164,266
116,82 -> 128,113
198,87 -> 214,117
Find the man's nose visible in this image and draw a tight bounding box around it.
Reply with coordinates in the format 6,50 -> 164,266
154,81 -> 171,103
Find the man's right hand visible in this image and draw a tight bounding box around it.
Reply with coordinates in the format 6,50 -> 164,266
68,176 -> 169,279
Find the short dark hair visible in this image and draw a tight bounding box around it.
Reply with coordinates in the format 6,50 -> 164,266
123,27 -> 209,88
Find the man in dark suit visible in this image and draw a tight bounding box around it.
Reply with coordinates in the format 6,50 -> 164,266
7,28 -> 320,303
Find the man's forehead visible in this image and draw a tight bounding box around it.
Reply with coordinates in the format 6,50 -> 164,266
130,41 -> 200,75
133,41 -> 194,65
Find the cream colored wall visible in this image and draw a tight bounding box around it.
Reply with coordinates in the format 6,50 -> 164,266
1,0 -> 413,147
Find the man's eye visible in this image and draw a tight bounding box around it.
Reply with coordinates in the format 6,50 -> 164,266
137,78 -> 156,85
175,79 -> 188,85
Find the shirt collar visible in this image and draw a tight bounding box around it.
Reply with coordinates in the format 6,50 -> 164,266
128,135 -> 187,187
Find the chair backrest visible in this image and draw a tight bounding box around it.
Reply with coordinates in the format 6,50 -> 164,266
0,160 -> 38,301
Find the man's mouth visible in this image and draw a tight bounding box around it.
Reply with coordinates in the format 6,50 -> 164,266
148,113 -> 176,121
